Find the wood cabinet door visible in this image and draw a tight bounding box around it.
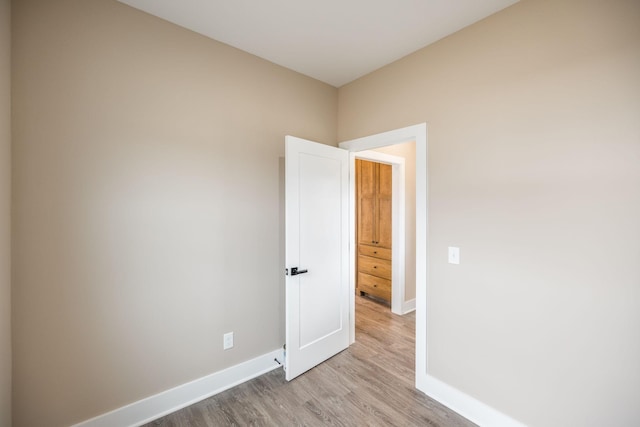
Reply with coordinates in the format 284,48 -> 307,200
376,163 -> 393,249
357,160 -> 377,246
357,159 -> 392,248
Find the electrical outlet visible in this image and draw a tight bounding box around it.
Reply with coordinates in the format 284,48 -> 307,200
223,332 -> 234,350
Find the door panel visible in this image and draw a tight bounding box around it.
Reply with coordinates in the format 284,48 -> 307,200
285,136 -> 349,381
378,163 -> 393,197
377,163 -> 393,249
357,160 -> 376,246
358,159 -> 377,196
358,197 -> 376,246
377,196 -> 393,249
298,153 -> 342,346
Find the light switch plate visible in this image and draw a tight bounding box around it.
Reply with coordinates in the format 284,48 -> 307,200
448,247 -> 460,264
223,332 -> 234,350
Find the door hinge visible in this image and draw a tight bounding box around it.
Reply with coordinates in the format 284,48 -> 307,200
282,343 -> 286,370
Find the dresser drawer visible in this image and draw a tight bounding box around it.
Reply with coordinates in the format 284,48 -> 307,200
359,244 -> 391,260
358,255 -> 391,279
358,272 -> 391,301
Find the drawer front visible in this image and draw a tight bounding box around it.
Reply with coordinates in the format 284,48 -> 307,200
358,272 -> 391,301
358,255 -> 391,279
359,244 -> 391,260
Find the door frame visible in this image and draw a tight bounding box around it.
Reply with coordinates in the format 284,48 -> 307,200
339,123 -> 428,391
351,150 -> 406,315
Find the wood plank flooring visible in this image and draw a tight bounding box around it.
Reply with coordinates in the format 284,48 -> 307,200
144,296 -> 476,426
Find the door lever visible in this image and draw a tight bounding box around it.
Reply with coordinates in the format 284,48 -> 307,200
290,267 -> 308,276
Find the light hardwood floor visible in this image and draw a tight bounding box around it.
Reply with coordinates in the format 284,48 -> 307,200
145,296 -> 476,426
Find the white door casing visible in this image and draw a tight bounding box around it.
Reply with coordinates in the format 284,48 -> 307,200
339,123 -> 427,390
284,136 -> 350,381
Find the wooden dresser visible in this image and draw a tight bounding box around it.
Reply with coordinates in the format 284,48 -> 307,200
356,159 -> 392,302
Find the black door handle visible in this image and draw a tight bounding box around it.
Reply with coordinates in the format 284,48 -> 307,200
290,267 -> 308,276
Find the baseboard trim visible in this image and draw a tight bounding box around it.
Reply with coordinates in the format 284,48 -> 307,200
402,298 -> 416,314
423,375 -> 527,427
73,349 -> 284,427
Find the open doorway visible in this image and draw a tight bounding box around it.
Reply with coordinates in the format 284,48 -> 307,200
339,123 -> 428,393
353,147 -> 415,316
282,124 -> 427,389
355,157 -> 395,308
352,143 -> 416,346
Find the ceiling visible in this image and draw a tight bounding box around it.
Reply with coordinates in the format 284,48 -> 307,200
117,0 -> 519,87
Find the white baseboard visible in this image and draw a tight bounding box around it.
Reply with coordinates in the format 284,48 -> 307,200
422,374 -> 527,427
402,298 -> 416,314
73,349 -> 284,427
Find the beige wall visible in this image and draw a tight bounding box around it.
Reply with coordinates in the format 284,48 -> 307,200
11,0 -> 337,426
339,0 -> 640,426
0,0 -> 11,425
373,142 -> 416,302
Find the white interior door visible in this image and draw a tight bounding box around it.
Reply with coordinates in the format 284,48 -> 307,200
285,135 -> 350,381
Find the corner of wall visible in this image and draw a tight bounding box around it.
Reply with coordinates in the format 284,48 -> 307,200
0,0 -> 12,424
